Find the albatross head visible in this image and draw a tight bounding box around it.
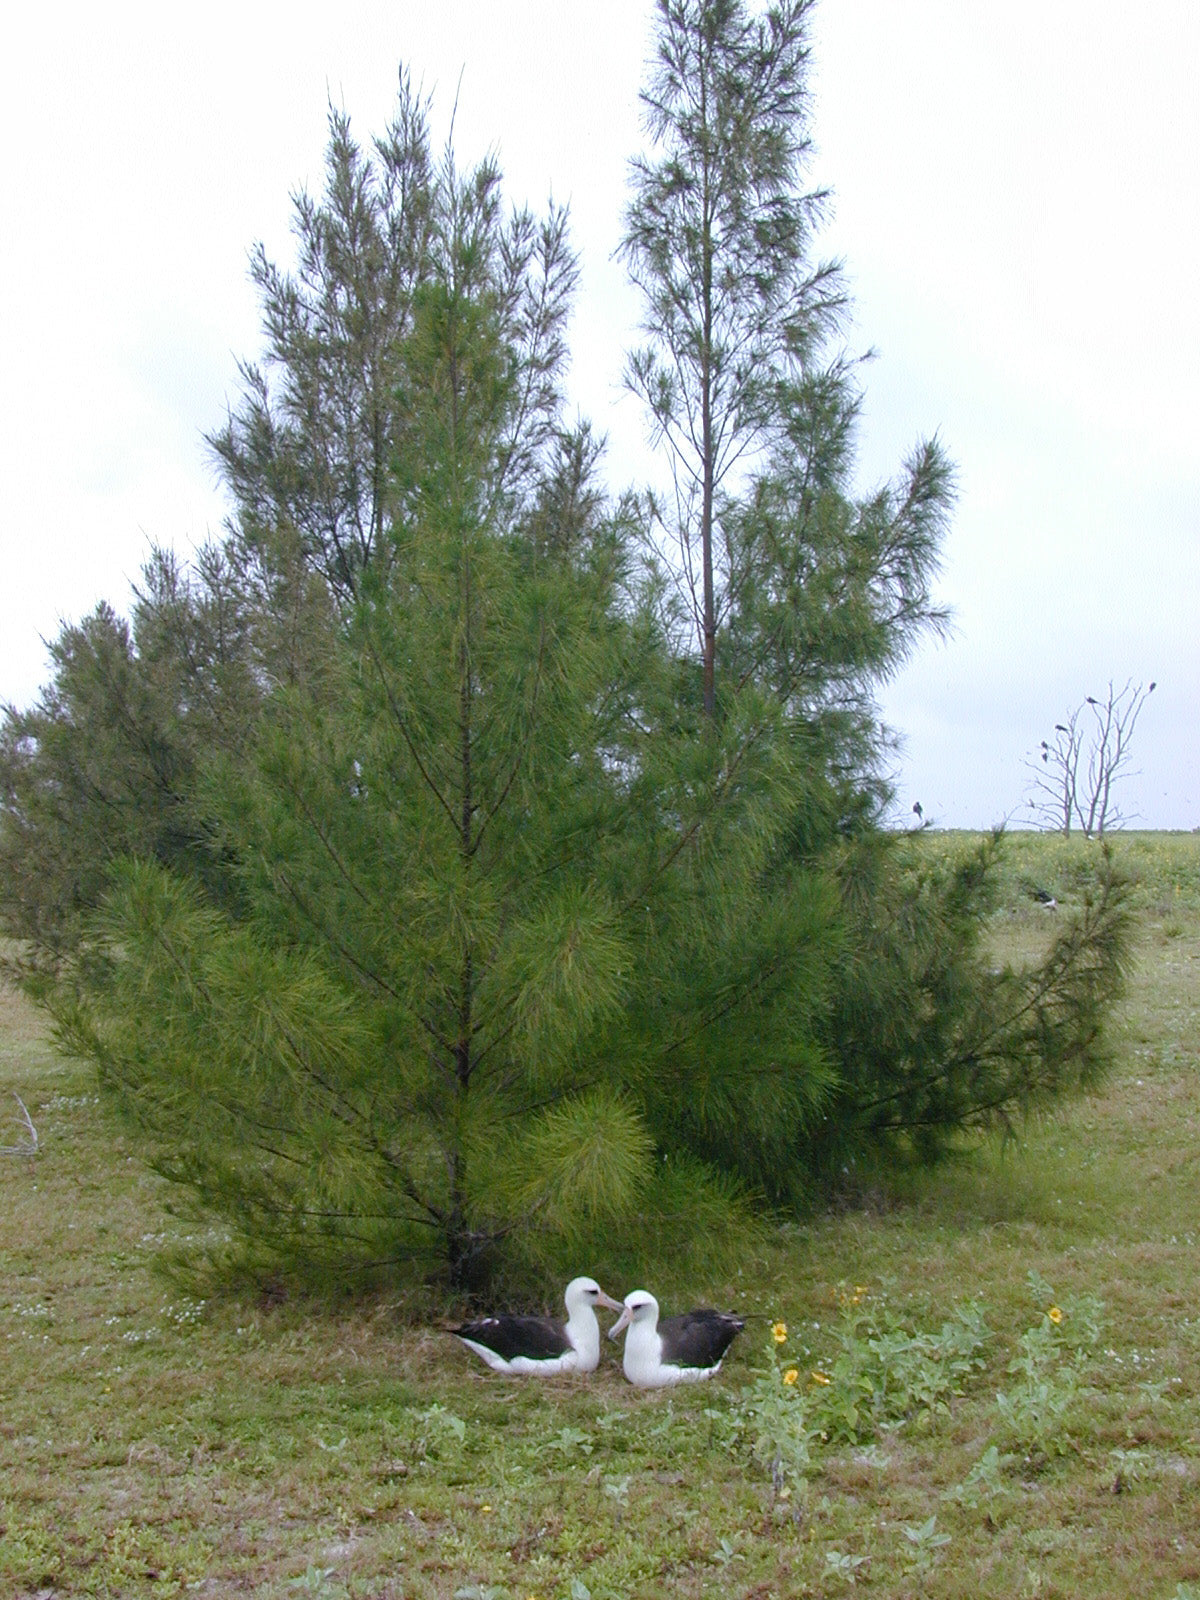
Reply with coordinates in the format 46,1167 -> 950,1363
607,1289 -> 659,1339
564,1276 -> 623,1318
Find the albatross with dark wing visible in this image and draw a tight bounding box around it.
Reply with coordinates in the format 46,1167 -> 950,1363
451,1276 -> 622,1375
608,1289 -> 745,1387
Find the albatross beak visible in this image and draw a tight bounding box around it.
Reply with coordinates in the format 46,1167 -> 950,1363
596,1290 -> 623,1313
607,1304 -> 633,1340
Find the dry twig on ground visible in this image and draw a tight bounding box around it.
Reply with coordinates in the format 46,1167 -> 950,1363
0,1092 -> 38,1158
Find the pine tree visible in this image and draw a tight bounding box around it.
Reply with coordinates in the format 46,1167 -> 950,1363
0,548 -> 263,973
802,831 -> 1134,1184
43,136 -> 677,1291
620,0 -> 1130,1196
624,0 -> 846,715
624,0 -> 951,747
1,39 -> 1135,1292
210,77 -> 580,610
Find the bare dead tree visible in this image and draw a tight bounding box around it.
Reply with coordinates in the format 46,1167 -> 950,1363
1026,709 -> 1084,836
1026,679 -> 1156,838
1080,679 -> 1157,837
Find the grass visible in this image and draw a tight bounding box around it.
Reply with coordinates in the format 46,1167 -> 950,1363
1,829 -> 1199,1598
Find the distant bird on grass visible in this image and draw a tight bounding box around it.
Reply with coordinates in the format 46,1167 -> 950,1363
1026,883 -> 1058,911
450,1276 -> 622,1376
607,1289 -> 745,1387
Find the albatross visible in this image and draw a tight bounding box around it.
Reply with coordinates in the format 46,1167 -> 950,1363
608,1289 -> 745,1387
451,1276 -> 622,1375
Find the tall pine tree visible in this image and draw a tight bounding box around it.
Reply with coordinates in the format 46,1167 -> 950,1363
620,0 -> 1130,1198
46,138 -> 670,1292
0,31 -> 1134,1291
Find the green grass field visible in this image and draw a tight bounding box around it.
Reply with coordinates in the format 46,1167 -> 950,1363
2,831 -> 1198,1598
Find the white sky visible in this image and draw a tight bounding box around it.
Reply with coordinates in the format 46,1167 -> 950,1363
2,1 -> 1196,829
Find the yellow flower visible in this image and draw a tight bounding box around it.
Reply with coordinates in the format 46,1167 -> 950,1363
480,1503 -> 493,1513
810,1369 -> 832,1386
782,1368 -> 799,1386
1048,1306 -> 1064,1325
772,1321 -> 788,1343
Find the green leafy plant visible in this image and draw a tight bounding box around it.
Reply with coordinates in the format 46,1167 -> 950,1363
900,1515 -> 951,1577
946,1443 -> 1010,1509
542,1426 -> 593,1458
803,1293 -> 990,1445
991,1275 -> 1105,1462
736,1293 -> 991,1493
738,1325 -> 822,1494
824,1548 -> 870,1585
288,1568 -> 346,1597
412,1403 -> 467,1461
710,1535 -> 744,1567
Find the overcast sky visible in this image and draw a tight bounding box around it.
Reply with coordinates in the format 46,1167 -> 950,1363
2,1 -> 1196,829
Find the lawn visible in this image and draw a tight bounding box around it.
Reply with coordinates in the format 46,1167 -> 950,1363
2,831 -> 1198,1598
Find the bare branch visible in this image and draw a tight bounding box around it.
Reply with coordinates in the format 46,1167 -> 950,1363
1023,707 -> 1082,836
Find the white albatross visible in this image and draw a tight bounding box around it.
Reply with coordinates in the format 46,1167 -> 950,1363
607,1289 -> 745,1387
450,1276 -> 622,1375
